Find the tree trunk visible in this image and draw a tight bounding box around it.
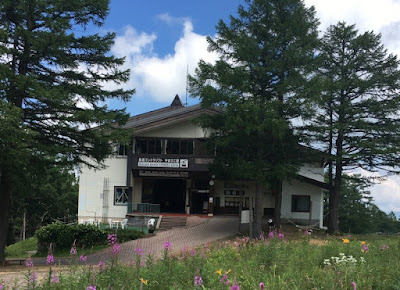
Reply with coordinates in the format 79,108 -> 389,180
328,129 -> 343,234
252,181 -> 264,238
273,180 -> 282,228
0,171 -> 12,262
327,185 -> 340,234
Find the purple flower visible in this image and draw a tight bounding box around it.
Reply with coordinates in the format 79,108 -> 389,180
51,273 -> 59,283
134,247 -> 143,256
194,276 -> 203,286
352,282 -> 357,290
112,243 -> 121,256
259,282 -> 264,290
362,244 -> 369,253
231,285 -> 240,290
0,284 -> 4,289
87,286 -> 96,290
46,254 -> 55,265
381,244 -> 389,250
164,240 -> 172,251
98,260 -> 106,270
107,234 -> 118,245
278,232 -> 284,239
190,249 -> 197,256
79,255 -> 87,262
268,231 -> 274,238
25,258 -> 34,267
70,247 -> 77,255
29,272 -> 37,283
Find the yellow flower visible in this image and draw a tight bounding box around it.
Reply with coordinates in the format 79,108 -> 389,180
215,269 -> 222,275
140,278 -> 148,285
342,238 -> 350,244
226,269 -> 231,275
361,241 -> 366,245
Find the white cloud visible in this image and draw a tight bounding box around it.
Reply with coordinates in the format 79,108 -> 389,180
110,18 -> 218,103
305,0 -> 400,56
349,168 -> 400,214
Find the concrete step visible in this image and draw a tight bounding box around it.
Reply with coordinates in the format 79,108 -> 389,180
158,216 -> 187,231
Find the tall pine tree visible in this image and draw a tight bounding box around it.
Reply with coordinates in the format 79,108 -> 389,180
189,0 -> 319,237
0,0 -> 134,261
305,22 -> 400,233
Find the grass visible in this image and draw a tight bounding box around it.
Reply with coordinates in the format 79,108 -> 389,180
5,237 -> 38,258
1,229 -> 400,289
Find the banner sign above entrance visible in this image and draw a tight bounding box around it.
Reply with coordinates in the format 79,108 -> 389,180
138,158 -> 189,168
139,170 -> 189,178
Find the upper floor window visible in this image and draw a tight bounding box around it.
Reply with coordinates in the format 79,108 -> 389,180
135,138 -> 197,155
117,143 -> 128,156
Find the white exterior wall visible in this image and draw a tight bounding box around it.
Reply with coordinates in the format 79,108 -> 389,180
298,164 -> 324,182
140,122 -> 209,138
281,179 -> 324,227
78,156 -> 128,221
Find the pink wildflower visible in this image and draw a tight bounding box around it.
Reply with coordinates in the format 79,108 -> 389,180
164,240 -> 172,251
268,231 -> 274,238
79,255 -> 87,262
29,272 -> 37,283
190,249 -> 197,256
352,282 -> 357,290
87,286 -> 96,290
194,276 -> 203,287
46,254 -> 55,265
51,273 -> 59,283
112,243 -> 121,255
70,247 -> 77,255
25,258 -> 34,267
259,282 -> 264,289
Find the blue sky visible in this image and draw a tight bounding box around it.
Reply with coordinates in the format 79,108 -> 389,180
99,0 -> 400,214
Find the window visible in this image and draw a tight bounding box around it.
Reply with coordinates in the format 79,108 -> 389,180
117,143 -> 128,156
114,187 -> 129,205
148,138 -> 162,154
291,195 -> 310,212
136,139 -> 148,153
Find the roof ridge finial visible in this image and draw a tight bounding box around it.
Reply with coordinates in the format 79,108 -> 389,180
170,94 -> 183,107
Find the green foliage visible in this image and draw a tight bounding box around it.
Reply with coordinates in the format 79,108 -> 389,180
8,164 -> 78,244
304,22 -> 400,232
4,236 -> 37,258
0,0 -> 134,261
6,235 -> 400,289
189,0 -> 320,235
35,223 -> 107,254
104,228 -> 144,243
324,174 -> 400,234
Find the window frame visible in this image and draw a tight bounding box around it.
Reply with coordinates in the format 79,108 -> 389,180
291,195 -> 311,212
114,186 -> 129,205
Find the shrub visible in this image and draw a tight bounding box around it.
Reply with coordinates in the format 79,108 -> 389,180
104,228 -> 144,243
35,223 -> 107,254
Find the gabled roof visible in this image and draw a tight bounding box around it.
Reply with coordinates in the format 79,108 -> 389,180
123,95 -> 219,134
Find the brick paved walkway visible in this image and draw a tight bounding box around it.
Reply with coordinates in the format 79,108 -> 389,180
0,216 -> 238,284
87,215 -> 239,264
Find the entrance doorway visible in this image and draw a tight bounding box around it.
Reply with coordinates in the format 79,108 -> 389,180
191,190 -> 209,214
153,179 -> 186,213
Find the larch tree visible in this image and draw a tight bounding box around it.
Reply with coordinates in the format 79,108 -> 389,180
305,22 -> 400,234
0,0 -> 134,261
189,0 -> 320,237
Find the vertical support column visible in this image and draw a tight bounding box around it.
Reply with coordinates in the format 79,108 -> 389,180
185,179 -> 192,214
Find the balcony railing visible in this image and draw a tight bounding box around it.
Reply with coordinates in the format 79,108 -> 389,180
128,202 -> 161,214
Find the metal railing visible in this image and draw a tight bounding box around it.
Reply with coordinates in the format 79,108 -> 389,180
129,203 -> 160,214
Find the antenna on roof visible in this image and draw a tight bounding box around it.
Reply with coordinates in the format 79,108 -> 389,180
185,64 -> 189,107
